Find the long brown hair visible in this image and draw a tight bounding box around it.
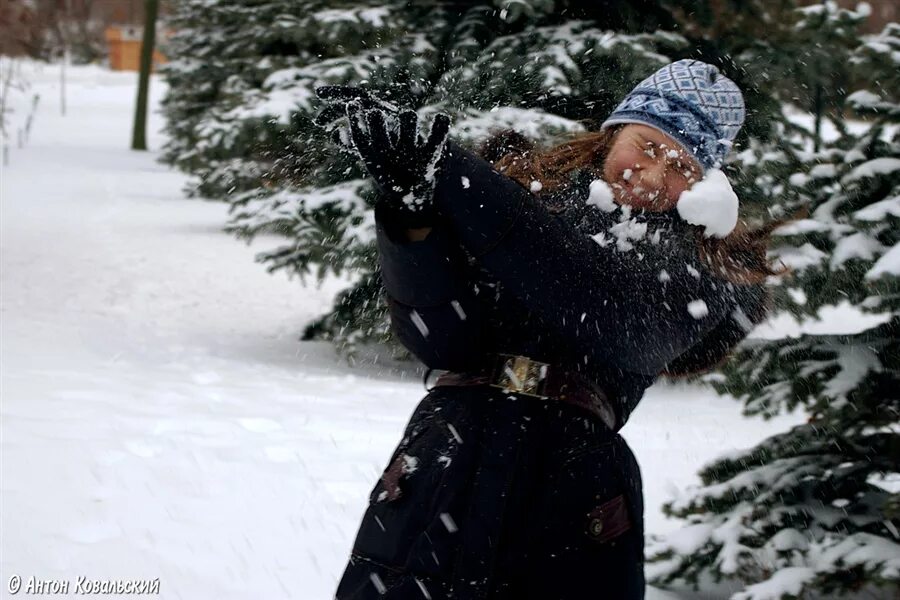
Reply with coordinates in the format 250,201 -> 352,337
477,127 -> 786,375
479,127 -> 785,286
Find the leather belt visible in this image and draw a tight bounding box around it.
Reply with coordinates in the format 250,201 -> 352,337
432,353 -> 618,431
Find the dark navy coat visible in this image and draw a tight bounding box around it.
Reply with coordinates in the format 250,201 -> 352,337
378,142 -> 765,431
335,142 -> 766,599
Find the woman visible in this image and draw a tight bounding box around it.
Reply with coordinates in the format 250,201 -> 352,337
319,60 -> 778,599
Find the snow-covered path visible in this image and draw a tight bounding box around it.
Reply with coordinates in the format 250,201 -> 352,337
1,62 -> 802,599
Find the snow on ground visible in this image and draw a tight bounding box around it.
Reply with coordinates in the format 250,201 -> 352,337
1,60 -> 805,599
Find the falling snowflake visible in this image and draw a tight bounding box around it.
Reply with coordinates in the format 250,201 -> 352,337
450,300 -> 467,321
687,299 -> 709,319
410,310 -> 429,337
370,572 -> 387,593
440,512 -> 458,533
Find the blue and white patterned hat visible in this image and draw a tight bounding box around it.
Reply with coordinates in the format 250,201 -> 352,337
601,59 -> 745,170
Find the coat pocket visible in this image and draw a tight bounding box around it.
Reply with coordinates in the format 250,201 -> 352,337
520,435 -> 645,598
542,439 -> 634,550
585,493 -> 632,544
351,393 -> 466,571
368,396 -> 440,505
522,440 -> 641,597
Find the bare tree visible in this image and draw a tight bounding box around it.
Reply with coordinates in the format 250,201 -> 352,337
1,1 -> 106,63
0,57 -> 40,166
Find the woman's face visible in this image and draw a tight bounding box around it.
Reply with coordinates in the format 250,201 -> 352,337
602,124 -> 703,212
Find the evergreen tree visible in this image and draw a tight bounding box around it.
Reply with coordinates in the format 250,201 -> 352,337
158,3 -> 898,595
160,0 -> 695,357
648,20 -> 900,599
159,1 -> 802,360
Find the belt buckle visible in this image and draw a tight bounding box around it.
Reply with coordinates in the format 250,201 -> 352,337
490,354 -> 550,399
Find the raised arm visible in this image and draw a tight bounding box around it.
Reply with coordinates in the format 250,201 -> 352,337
319,96 -> 750,376
431,142 -> 747,376
374,205 -> 488,372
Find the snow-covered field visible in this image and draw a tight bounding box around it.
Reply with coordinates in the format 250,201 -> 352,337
1,61 -> 810,599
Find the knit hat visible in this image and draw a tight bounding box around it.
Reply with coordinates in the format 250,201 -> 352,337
600,59 -> 745,171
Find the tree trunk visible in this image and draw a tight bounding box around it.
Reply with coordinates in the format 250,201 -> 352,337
131,0 -> 158,151
812,83 -> 823,153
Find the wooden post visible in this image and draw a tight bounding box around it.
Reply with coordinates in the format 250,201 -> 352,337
61,0 -> 71,116
131,0 -> 159,151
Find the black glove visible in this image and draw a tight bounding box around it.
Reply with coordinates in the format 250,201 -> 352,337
345,102 -> 452,230
314,85 -> 404,156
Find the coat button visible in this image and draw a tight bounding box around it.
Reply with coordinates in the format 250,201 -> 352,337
589,518 -> 604,537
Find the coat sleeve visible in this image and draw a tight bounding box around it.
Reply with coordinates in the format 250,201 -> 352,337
431,141 -> 748,376
374,204 -> 488,372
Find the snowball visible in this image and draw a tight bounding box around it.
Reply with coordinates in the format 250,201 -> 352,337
609,218 -> 647,252
586,179 -> 617,212
687,299 -> 709,319
530,180 -> 543,192
676,169 -> 738,238
461,176 -> 470,189
658,269 -> 671,283
622,168 -> 633,181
